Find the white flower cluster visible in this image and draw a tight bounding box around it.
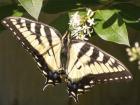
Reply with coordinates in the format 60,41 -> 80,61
126,42 -> 140,69
69,8 -> 95,40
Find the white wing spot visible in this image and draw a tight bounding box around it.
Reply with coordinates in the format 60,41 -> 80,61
125,76 -> 128,79
10,19 -> 16,22
22,23 -> 26,27
6,24 -> 9,27
20,19 -> 25,23
104,79 -> 108,81
84,85 -> 90,89
50,28 -> 58,38
43,70 -> 47,75
86,47 -> 94,56
71,92 -> 76,97
37,62 -> 42,67
114,77 -> 119,80
2,21 -> 6,24
78,89 -> 83,92
12,21 -> 17,25
9,28 -> 13,30
21,44 -> 24,47
109,78 -> 113,81
26,47 -> 30,50
90,80 -> 94,84
108,60 -> 112,65
16,36 -> 20,40
97,52 -> 104,61
110,58 -> 115,63
19,27 -> 28,32
128,76 -> 132,79
21,42 -> 25,45
120,77 -> 123,79
34,55 -> 38,60
72,42 -> 85,53
40,25 -> 46,36
30,23 -> 36,33
13,32 -> 16,35
15,25 -> 20,28
97,79 -> 101,82
48,80 -> 53,83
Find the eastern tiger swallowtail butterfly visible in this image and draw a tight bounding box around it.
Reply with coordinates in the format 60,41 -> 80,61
1,17 -> 132,102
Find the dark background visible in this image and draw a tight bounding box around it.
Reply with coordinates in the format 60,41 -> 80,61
0,0 -> 140,105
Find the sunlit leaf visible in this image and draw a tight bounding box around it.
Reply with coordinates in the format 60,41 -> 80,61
12,10 -> 23,17
18,0 -> 43,20
94,10 -> 129,46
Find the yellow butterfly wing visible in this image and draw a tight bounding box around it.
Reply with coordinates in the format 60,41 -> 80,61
66,40 -> 132,102
2,17 -> 63,86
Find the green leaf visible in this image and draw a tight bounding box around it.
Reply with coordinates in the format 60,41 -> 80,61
18,0 -> 43,20
94,10 -> 129,46
110,3 -> 140,30
12,10 -> 23,17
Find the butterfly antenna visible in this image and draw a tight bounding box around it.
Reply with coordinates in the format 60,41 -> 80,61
62,31 -> 68,40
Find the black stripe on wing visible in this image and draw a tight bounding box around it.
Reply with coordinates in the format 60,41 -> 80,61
1,17 -> 63,86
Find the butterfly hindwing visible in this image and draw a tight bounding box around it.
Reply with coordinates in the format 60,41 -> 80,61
1,17 -> 63,86
66,40 -> 132,102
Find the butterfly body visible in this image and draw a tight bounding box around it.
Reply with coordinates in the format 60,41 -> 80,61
1,17 -> 132,102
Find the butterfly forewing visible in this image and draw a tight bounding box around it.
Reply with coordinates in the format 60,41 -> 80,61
66,40 -> 132,102
1,17 -> 63,86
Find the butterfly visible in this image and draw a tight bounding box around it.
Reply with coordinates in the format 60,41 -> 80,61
1,17 -> 132,102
